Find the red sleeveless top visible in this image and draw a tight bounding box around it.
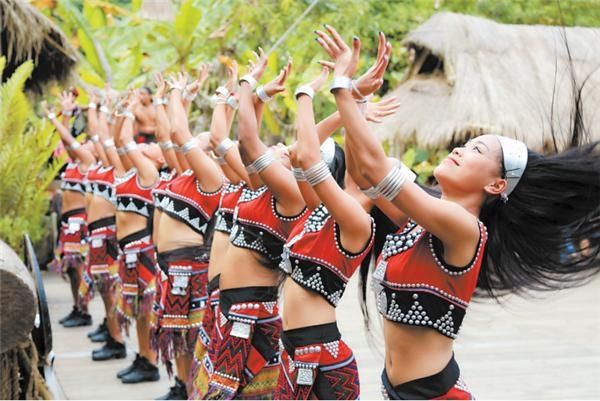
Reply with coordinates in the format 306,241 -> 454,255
152,169 -> 177,210
115,169 -> 154,218
373,220 -> 487,339
88,164 -> 116,205
60,162 -> 87,194
280,204 -> 375,307
230,186 -> 307,269
160,169 -> 223,236
83,163 -> 100,194
214,181 -> 245,234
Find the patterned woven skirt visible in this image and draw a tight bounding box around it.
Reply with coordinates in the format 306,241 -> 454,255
203,286 -> 281,400
116,228 -> 156,332
380,356 -> 473,400
276,322 -> 360,400
152,246 -> 210,374
54,208 -> 88,275
79,216 -> 119,305
189,274 -> 221,399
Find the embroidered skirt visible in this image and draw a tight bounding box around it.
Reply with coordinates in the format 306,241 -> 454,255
189,274 -> 221,399
54,208 -> 88,274
380,356 -> 473,400
153,246 -> 210,373
116,229 -> 156,332
276,322 -> 360,400
204,286 -> 281,400
79,216 -> 119,305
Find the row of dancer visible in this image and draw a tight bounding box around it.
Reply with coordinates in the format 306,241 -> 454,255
46,25 -> 599,400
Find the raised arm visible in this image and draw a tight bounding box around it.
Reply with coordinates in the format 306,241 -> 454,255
118,90 -> 159,186
295,67 -> 372,253
168,73 -> 223,193
239,53 -> 305,215
316,26 -> 479,248
86,92 -> 110,166
43,100 -> 95,167
153,73 -> 181,174
182,63 -> 209,115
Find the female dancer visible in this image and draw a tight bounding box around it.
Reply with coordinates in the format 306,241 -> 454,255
316,26 -> 600,399
44,94 -> 96,328
150,71 -> 225,400
112,91 -> 164,383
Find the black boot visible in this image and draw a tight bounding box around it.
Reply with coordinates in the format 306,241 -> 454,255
117,353 -> 141,379
92,336 -> 127,361
87,318 -> 108,342
120,356 -> 160,384
59,306 -> 78,325
62,309 -> 92,327
156,377 -> 187,400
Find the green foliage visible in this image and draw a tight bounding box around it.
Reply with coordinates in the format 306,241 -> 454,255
0,58 -> 64,252
402,145 -> 449,185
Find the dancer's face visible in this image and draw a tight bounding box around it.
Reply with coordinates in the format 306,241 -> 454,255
434,134 -> 507,199
139,88 -> 152,105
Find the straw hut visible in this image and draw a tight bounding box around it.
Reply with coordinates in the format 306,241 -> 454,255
0,0 -> 78,92
139,0 -> 175,21
373,12 -> 600,153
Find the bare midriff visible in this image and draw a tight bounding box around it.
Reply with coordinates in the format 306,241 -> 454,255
116,211 -> 149,240
155,213 -> 204,253
219,245 -> 280,289
282,279 -> 336,330
207,232 -> 230,281
62,190 -> 87,214
87,196 -> 116,223
383,319 -> 454,386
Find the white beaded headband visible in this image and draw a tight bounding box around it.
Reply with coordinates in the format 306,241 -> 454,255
495,136 -> 528,201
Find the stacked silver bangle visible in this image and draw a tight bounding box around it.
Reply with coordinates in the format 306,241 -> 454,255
360,186 -> 379,199
292,167 -> 306,182
256,86 -> 271,103
214,138 -> 234,157
123,141 -> 138,153
90,134 -> 100,143
182,138 -> 198,155
247,152 -> 275,174
245,163 -> 257,175
304,160 -> 331,186
68,141 -> 81,151
103,138 -> 115,150
116,147 -> 126,155
239,75 -> 257,90
374,163 -> 416,201
159,140 -> 175,151
329,76 -> 353,93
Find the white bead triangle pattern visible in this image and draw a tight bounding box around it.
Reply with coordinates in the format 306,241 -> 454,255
262,301 -> 276,314
323,340 -> 340,358
220,312 -> 228,327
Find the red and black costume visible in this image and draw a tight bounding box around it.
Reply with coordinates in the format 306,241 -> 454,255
152,170 -> 223,372
189,181 -> 245,399
115,169 -> 157,331
204,186 -> 307,400
55,162 -> 88,274
373,219 -> 487,399
79,164 -> 119,306
276,204 -> 374,400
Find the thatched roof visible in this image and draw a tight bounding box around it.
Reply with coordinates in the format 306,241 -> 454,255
0,0 -> 78,92
139,0 -> 174,21
373,12 -> 600,152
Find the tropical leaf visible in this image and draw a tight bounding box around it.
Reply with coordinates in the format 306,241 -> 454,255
174,0 -> 202,39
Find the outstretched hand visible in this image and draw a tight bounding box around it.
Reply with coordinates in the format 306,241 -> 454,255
58,91 -> 76,113
154,72 -> 168,99
246,47 -> 268,81
225,60 -> 238,92
167,72 -> 189,91
306,66 -> 330,93
262,57 -> 292,97
186,62 -> 210,95
315,25 -> 361,78
365,96 -> 400,123
41,101 -> 54,117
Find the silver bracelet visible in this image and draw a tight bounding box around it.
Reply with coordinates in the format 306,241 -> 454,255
292,167 -> 306,182
68,141 -> 81,151
295,85 -> 315,100
215,86 -> 230,97
239,75 -> 257,90
124,141 -> 138,153
360,186 -> 379,199
304,160 -> 331,186
256,86 -> 271,103
100,105 -> 110,114
213,154 -> 226,165
182,138 -> 198,155
330,76 -> 353,93
245,163 -> 257,175
62,109 -> 73,117
47,112 -> 56,120
214,138 -> 234,157
226,95 -> 238,110
102,138 -> 115,149
351,80 -> 367,100
153,97 -> 168,106
249,152 -> 275,174
170,83 -> 185,92
88,103 -> 97,110
183,90 -> 197,101
159,140 -> 175,150
374,163 -> 416,201
90,134 -> 100,143
174,144 -> 183,153
123,110 -> 135,121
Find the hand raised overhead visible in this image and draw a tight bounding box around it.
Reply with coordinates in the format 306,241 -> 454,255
315,25 -> 361,78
